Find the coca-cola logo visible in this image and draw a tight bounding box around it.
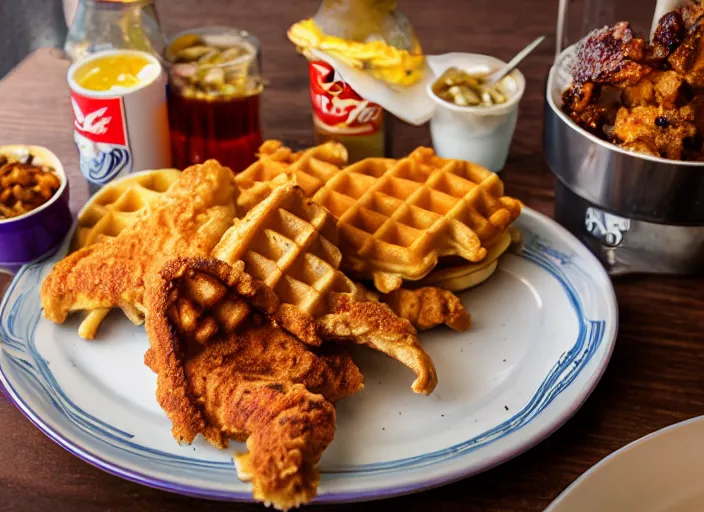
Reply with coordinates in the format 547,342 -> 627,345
311,94 -> 382,126
309,61 -> 382,134
70,93 -> 127,146
72,100 -> 111,135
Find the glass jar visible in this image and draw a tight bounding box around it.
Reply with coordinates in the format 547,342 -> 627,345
165,27 -> 264,172
290,0 -> 423,162
64,0 -> 166,63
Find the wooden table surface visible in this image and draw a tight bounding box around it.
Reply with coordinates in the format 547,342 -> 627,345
2,1 -> 703,511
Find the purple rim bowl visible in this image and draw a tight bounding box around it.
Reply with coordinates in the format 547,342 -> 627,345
0,145 -> 71,270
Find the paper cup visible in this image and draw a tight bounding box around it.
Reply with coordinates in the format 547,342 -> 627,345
67,49 -> 172,187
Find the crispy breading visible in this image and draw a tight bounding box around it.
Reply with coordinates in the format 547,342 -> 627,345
209,376 -> 334,510
614,104 -> 697,160
562,6 -> 704,160
669,15 -> 704,88
381,287 -> 471,332
40,160 -> 238,335
182,327 -> 357,511
153,255 -> 437,397
144,257 -> 363,510
622,78 -> 655,107
212,183 -> 438,394
356,283 -> 471,332
318,293 -> 438,394
570,22 -> 650,87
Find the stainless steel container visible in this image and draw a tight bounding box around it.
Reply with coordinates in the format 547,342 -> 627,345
544,45 -> 704,276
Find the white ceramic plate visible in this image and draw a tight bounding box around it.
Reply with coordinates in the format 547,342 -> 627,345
0,207 -> 617,503
546,416 -> 704,512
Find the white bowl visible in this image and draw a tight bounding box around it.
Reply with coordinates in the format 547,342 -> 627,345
545,416 -> 704,512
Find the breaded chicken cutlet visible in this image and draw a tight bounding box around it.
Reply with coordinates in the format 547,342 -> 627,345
145,257 -> 364,510
40,160 -> 238,336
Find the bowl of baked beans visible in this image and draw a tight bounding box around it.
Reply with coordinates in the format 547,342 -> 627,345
0,145 -> 71,270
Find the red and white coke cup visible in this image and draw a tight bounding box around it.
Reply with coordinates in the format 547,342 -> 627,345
67,49 -> 172,187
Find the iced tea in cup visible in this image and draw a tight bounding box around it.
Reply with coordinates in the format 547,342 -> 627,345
68,49 -> 172,189
166,28 -> 263,171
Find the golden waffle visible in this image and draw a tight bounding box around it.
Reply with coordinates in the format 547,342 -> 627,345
417,228 -> 518,292
421,259 -> 500,292
211,182 -> 438,394
213,181 -> 361,343
73,169 -> 181,250
312,147 -> 522,293
235,140 -> 347,215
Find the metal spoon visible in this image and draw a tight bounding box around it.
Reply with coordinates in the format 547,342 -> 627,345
485,35 -> 546,85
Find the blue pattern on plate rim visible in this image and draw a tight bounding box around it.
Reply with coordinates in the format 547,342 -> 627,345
0,222 -> 609,497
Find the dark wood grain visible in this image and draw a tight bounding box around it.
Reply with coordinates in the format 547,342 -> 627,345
1,1 -> 703,511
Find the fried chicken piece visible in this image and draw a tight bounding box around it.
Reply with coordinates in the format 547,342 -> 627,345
196,374 -> 334,510
152,256 -> 436,396
145,257 -> 362,442
562,83 -> 604,129
571,22 -> 651,87
650,9 -> 687,61
563,22 -> 649,122
381,287 -> 471,332
562,4 -> 704,161
145,258 -> 363,510
41,160 -> 238,336
211,183 -> 438,394
613,104 -> 698,160
613,105 -> 663,149
652,70 -> 688,108
622,70 -> 687,109
669,17 -> 704,88
621,77 -> 655,107
318,293 -> 438,394
185,329 -> 358,511
562,23 -> 651,133
681,2 -> 704,30
353,283 -> 470,332
663,2 -> 704,87
562,81 -> 597,113
562,83 -> 624,135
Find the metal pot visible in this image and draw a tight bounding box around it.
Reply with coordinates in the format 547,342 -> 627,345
543,46 -> 704,276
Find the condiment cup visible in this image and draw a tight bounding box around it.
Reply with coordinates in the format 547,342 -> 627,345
0,145 -> 71,273
426,53 -> 526,172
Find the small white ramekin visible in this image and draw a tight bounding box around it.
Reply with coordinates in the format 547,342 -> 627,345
426,53 -> 526,172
